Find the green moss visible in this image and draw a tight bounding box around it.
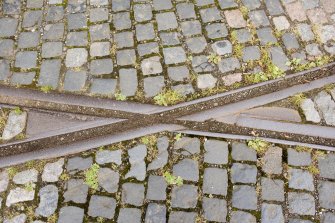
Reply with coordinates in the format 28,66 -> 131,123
207,53 -> 221,65
13,107 -> 23,115
85,163 -> 100,190
289,93 -> 306,107
40,85 -> 53,93
247,138 -> 269,156
154,89 -> 185,106
114,92 -> 127,101
163,172 -> 183,186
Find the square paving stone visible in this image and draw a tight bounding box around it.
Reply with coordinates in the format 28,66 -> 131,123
90,0 -> 108,6
257,28 -> 277,45
144,76 -> 165,97
39,59 -> 61,89
114,32 -> 134,49
11,72 -> 35,85
156,12 -> 178,31
204,140 -> 229,164
218,57 -> 241,73
63,179 -> 88,203
173,159 -> 199,182
113,12 -> 131,30
89,8 -> 109,23
224,10 -> 247,28
273,16 -> 290,31
176,3 -> 196,19
88,195 -> 116,219
90,79 -> 117,95
262,203 -> 285,223
262,146 -> 283,175
145,203 -> 166,223
0,18 -> 18,37
288,192 -> 315,215
63,70 -> 87,92
296,23 -> 314,42
27,0 -> 44,8
67,156 -> 92,172
22,10 -> 43,28
232,185 -> 257,210
288,168 -> 314,191
3,0 -> 21,15
112,0 -> 130,11
18,32 -> 39,49
234,29 -> 252,43
146,175 -> 167,201
212,40 -> 232,56
265,0 -> 284,15
268,46 -> 289,71
282,33 -> 300,50
90,59 -> 113,75
285,1 -> 307,22
163,47 -> 187,65
181,20 -> 202,37
65,48 -> 88,67
89,23 -> 110,41
122,183 -> 145,206
160,32 -> 180,46
287,148 -> 312,166
249,10 -> 270,27
192,55 -> 215,73
318,154 -> 335,180
321,212 -> 335,223
195,0 -> 214,6
171,184 -> 198,208
218,0 -> 238,9
136,23 -> 155,41
203,168 -> 227,195
118,208 -> 141,223
241,0 -> 261,10
242,46 -> 261,62
15,51 -> 38,69
141,57 -> 162,75
67,0 -> 86,13
167,66 -> 189,81
205,23 -> 228,39
42,42 -> 63,58
169,211 -> 197,223
119,68 -> 138,96
153,0 -> 173,10
67,13 -> 87,30
58,206 -> 84,223
174,137 -> 200,155
116,49 -> 136,66
186,36 -> 207,54
96,149 -> 122,165
232,142 -> 257,161
90,42 -> 110,57
200,7 -> 223,23
134,4 -> 152,22
231,211 -> 256,223
172,85 -> 194,96
318,180 -> 335,209
0,39 -> 14,58
231,163 -> 257,184
261,177 -> 285,202
66,31 -> 88,46
43,23 -> 65,41
203,197 -> 227,222
0,60 -> 11,81
46,6 -> 64,22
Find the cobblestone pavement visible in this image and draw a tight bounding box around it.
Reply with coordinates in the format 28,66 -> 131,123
1,133 -> 335,222
0,0 -> 334,104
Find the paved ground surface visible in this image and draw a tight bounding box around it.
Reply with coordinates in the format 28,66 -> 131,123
1,133 -> 335,223
0,0 -> 334,103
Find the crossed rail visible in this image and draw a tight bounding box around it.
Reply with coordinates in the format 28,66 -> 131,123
0,63 -> 334,158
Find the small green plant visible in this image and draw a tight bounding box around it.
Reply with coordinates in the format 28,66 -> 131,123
15,133 -> 26,140
47,214 -> 58,223
154,89 -> 185,106
306,165 -> 319,175
114,92 -> 127,101
97,217 -> 106,223
290,93 -> 306,106
6,167 -> 17,178
13,107 -> 23,115
84,163 -> 100,190
295,145 -> 311,152
40,85 -> 53,93
207,53 -> 221,64
324,83 -> 335,93
247,138 -> 269,155
59,172 -> 70,181
24,182 -> 35,191
163,172 -> 183,186
240,6 -> 249,19
141,135 -> 157,148
174,133 -> 182,141
245,72 -> 269,83
286,56 -> 333,72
